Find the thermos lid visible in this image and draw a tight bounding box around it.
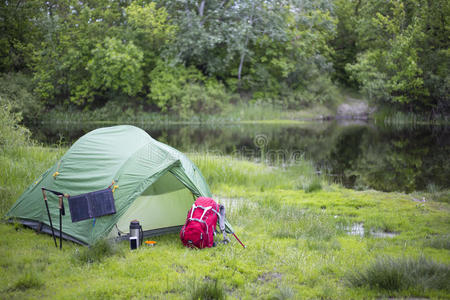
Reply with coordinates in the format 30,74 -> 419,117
130,220 -> 141,229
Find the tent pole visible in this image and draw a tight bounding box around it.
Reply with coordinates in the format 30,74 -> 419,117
232,233 -> 246,248
42,189 -> 58,248
58,195 -> 63,250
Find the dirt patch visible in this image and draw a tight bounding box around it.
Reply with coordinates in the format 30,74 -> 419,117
257,272 -> 283,282
172,264 -> 185,273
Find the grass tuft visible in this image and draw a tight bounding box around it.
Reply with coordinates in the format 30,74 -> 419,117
425,184 -> 450,203
346,255 -> 450,292
268,285 -> 295,300
74,239 -> 122,264
424,235 -> 450,250
302,176 -> 323,193
189,278 -> 225,300
11,271 -> 44,291
269,207 -> 339,240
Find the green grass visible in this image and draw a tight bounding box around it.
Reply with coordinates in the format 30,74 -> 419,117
189,278 -> 225,300
0,146 -> 65,217
10,270 -> 44,291
74,238 -> 124,264
374,107 -> 450,127
0,146 -> 449,299
424,235 -> 450,250
41,102 -> 334,128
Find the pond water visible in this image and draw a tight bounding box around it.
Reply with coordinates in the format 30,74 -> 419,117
32,121 -> 450,193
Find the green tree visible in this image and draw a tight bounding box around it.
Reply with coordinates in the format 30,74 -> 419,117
32,0 -> 129,106
0,0 -> 42,72
339,0 -> 449,112
149,60 -> 228,117
126,2 -> 176,74
88,37 -> 144,98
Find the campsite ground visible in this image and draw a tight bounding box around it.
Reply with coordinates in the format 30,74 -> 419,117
0,147 -> 449,299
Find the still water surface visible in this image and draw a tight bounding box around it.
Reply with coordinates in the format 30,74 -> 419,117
33,121 -> 449,193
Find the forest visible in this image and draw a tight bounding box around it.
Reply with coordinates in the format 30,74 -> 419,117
1,0 -> 449,122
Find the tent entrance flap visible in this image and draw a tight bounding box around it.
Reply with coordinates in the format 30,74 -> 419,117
116,172 -> 194,234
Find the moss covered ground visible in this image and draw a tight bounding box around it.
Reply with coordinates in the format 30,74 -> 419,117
0,147 -> 449,299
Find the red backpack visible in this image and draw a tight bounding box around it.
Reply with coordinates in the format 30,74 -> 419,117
180,197 -> 221,249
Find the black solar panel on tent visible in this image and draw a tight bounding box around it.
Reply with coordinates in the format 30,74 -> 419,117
68,188 -> 116,222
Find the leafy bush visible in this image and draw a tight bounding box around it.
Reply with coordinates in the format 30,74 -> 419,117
0,102 -> 31,151
87,38 -> 144,101
249,65 -> 342,110
149,61 -> 229,118
346,256 -> 450,292
284,73 -> 343,109
0,72 -> 42,124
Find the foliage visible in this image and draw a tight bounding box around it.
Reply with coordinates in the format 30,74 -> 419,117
126,1 -> 176,71
149,61 -> 229,117
337,0 -> 450,112
0,102 -> 31,151
32,0 -> 129,106
7,0 -> 343,112
0,1 -> 42,72
1,0 -> 448,116
0,72 -> 42,124
245,1 -> 336,106
88,38 -> 144,98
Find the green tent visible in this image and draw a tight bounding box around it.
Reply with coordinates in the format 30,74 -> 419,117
7,125 -> 231,245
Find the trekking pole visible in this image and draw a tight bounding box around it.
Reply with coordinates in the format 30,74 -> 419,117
232,232 -> 246,249
42,188 -> 58,248
58,195 -> 64,250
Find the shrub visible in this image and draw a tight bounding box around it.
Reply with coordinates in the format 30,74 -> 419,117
0,72 -> 42,124
149,61 -> 229,118
283,73 -> 343,109
88,38 -> 144,99
0,102 -> 31,151
346,256 -> 450,292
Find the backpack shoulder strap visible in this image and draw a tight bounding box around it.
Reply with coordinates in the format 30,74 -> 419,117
189,204 -> 212,224
215,204 -> 228,241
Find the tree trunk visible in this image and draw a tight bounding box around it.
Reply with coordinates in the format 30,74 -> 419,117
237,5 -> 254,90
199,0 -> 205,17
238,52 -> 245,82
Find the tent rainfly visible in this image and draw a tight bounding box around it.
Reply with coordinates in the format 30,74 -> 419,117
6,125 -> 231,245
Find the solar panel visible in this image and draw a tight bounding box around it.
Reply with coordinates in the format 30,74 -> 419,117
68,188 -> 116,222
